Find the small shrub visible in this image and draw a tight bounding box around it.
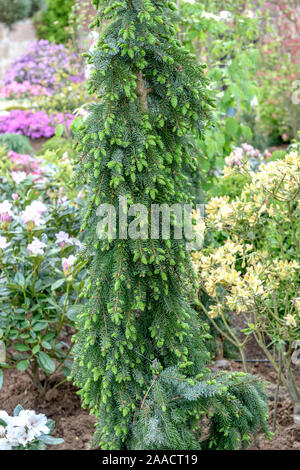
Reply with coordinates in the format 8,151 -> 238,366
35,0 -> 75,44
0,0 -> 45,29
0,134 -> 33,155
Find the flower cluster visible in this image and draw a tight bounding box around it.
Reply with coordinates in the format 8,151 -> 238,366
9,151 -> 45,177
0,407 -> 62,450
4,40 -> 83,89
27,237 -> 47,256
224,143 -> 263,170
0,110 -> 74,139
0,81 -> 51,100
21,200 -> 47,229
192,150 -> 300,412
207,151 -> 300,230
193,239 -> 299,321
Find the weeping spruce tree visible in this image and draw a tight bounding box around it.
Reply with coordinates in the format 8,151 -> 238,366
72,0 -> 269,450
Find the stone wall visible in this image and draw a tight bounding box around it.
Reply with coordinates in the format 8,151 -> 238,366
0,20 -> 36,81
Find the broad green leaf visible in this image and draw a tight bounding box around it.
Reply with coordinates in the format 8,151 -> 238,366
37,352 -> 55,375
16,360 -> 29,371
225,117 -> 238,137
66,305 -> 82,321
14,343 -> 30,352
32,321 -> 48,332
55,124 -> 64,138
51,279 -> 65,291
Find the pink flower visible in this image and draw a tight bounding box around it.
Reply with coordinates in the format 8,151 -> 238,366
62,255 -> 76,276
241,143 -> 254,154
282,133 -> 289,141
12,193 -> 19,201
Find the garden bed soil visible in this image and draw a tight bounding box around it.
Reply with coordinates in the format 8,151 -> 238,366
0,362 -> 299,450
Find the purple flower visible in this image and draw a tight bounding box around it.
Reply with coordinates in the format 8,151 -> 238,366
0,110 -> 74,140
4,40 -> 83,90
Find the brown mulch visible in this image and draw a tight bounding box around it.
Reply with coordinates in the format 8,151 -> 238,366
0,361 -> 299,450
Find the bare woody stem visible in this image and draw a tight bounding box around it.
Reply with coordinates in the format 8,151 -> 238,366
136,71 -> 149,112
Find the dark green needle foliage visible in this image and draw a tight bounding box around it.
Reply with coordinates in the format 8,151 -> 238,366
71,0 -> 270,450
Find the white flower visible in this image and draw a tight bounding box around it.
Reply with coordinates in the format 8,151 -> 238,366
62,255 -> 76,276
71,238 -> 83,249
0,409 -> 50,449
0,236 -> 10,250
0,410 -> 11,426
219,10 -> 232,21
18,410 -> 49,439
21,207 -> 44,227
0,438 -> 12,450
201,11 -> 218,20
0,200 -> 13,216
11,171 -> 27,184
55,231 -> 72,247
30,200 -> 47,215
285,314 -> 297,328
21,200 -> 47,227
5,424 -> 30,447
251,96 -> 258,107
27,238 -> 47,256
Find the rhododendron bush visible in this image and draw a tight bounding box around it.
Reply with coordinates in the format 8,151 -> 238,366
4,40 -> 82,89
0,110 -> 75,140
0,40 -> 87,140
192,151 -> 300,424
0,147 -> 87,394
